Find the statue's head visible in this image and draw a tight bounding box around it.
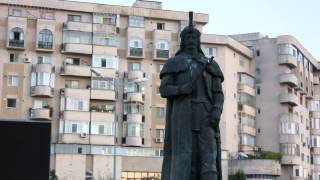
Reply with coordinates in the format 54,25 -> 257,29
176,11 -> 204,56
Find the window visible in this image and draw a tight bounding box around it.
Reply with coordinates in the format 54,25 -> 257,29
280,143 -> 300,155
257,87 -> 260,95
238,73 -> 255,88
7,98 -> 17,108
124,82 -> 144,93
9,53 -> 18,63
91,78 -> 115,90
64,121 -> 89,134
241,133 -> 255,147
12,9 -> 22,16
124,103 -> 144,114
91,122 -> 114,135
9,27 -> 24,47
128,62 -> 141,71
31,72 -> 55,87
156,107 -> 165,118
240,115 -> 255,127
63,31 -> 91,44
128,16 -> 144,27
280,122 -> 299,134
65,58 -> 80,65
157,23 -> 165,30
129,38 -> 143,48
65,97 -> 89,111
203,47 -> 217,58
68,14 -> 81,22
8,75 -> 18,86
157,64 -> 164,73
295,169 -> 299,177
238,92 -> 256,107
33,100 -> 49,109
65,80 -> 79,88
156,129 -> 165,141
124,122 -> 144,137
156,40 -> 169,50
92,55 -> 118,69
180,21 -> 188,31
38,56 -> 51,64
93,14 -> 116,25
38,29 -> 53,49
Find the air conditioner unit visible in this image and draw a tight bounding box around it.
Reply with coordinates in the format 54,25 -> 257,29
80,133 -> 87,138
156,138 -> 164,143
24,57 -> 32,63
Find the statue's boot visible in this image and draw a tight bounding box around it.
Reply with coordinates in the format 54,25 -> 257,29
201,172 -> 218,180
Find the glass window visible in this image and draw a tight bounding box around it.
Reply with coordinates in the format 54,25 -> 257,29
65,58 -> 80,65
66,97 -> 89,111
156,129 -> 165,139
238,73 -> 255,88
7,98 -> 17,108
157,64 -> 164,73
91,78 -> 115,90
157,23 -> 165,30
129,38 -> 143,48
280,143 -> 300,155
8,75 -> 18,86
64,121 -> 89,134
203,47 -> 217,58
241,133 -> 255,147
124,103 -> 144,114
240,115 -> 255,127
180,20 -> 188,31
91,122 -> 114,135
65,80 -> 79,88
156,40 -> 169,50
37,56 -> 51,64
280,122 -> 299,134
156,107 -> 165,118
12,9 -> 22,16
9,27 -> 24,47
128,62 -> 141,71
93,55 -> 118,69
38,29 -> 53,49
311,119 -> 320,129
124,82 -> 144,93
124,122 -> 144,137
238,92 -> 256,107
68,14 -> 81,22
31,72 -> 54,87
128,16 -> 144,27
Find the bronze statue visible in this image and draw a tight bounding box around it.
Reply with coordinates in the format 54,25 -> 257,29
159,12 -> 224,180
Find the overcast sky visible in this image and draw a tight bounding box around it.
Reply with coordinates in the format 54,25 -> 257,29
76,0 -> 320,60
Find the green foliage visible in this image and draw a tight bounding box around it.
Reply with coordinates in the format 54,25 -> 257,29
247,151 -> 282,162
229,170 -> 246,180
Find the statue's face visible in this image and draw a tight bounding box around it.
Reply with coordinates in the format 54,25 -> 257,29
183,32 -> 198,49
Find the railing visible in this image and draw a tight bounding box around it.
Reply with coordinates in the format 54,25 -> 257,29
129,48 -> 143,57
156,49 -> 169,59
9,39 -> 24,47
38,41 -> 53,49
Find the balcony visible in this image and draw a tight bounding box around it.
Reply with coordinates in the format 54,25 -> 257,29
238,84 -> 255,96
32,63 -> 54,73
312,147 -> 320,155
278,54 -> 297,68
311,128 -> 320,136
91,112 -> 115,122
30,86 -> 54,97
279,93 -> 299,106
128,48 -> 143,59
61,65 -> 91,77
62,88 -> 90,98
125,92 -> 144,103
30,108 -> 51,120
229,159 -> 281,177
279,134 -> 299,144
90,135 -> 114,145
280,113 -> 299,123
37,41 -> 54,52
238,104 -> 256,117
62,111 -> 90,121
127,70 -> 145,80
310,111 -> 320,118
123,137 -> 143,147
8,40 -> 24,49
62,43 -> 92,55
281,155 -> 300,165
63,21 -> 92,32
125,113 -> 144,123
279,73 -> 298,87
155,49 -> 169,60
91,89 -> 116,101
240,125 -> 256,136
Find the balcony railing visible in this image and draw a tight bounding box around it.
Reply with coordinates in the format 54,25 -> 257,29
129,48 -> 143,57
9,39 -> 24,47
38,41 -> 53,49
156,49 -> 169,59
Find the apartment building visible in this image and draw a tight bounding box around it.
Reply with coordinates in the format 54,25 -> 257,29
231,33 -> 320,180
0,0 -> 317,180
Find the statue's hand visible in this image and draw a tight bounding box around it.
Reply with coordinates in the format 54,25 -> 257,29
179,83 -> 193,95
210,108 -> 222,128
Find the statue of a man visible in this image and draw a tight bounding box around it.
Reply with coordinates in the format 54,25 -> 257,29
160,12 -> 224,180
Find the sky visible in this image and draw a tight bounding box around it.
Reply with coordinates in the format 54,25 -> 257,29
76,0 -> 320,60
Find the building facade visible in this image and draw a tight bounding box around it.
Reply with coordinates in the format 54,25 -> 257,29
0,0 -> 318,180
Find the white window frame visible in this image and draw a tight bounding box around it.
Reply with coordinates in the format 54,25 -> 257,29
8,75 -> 19,86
